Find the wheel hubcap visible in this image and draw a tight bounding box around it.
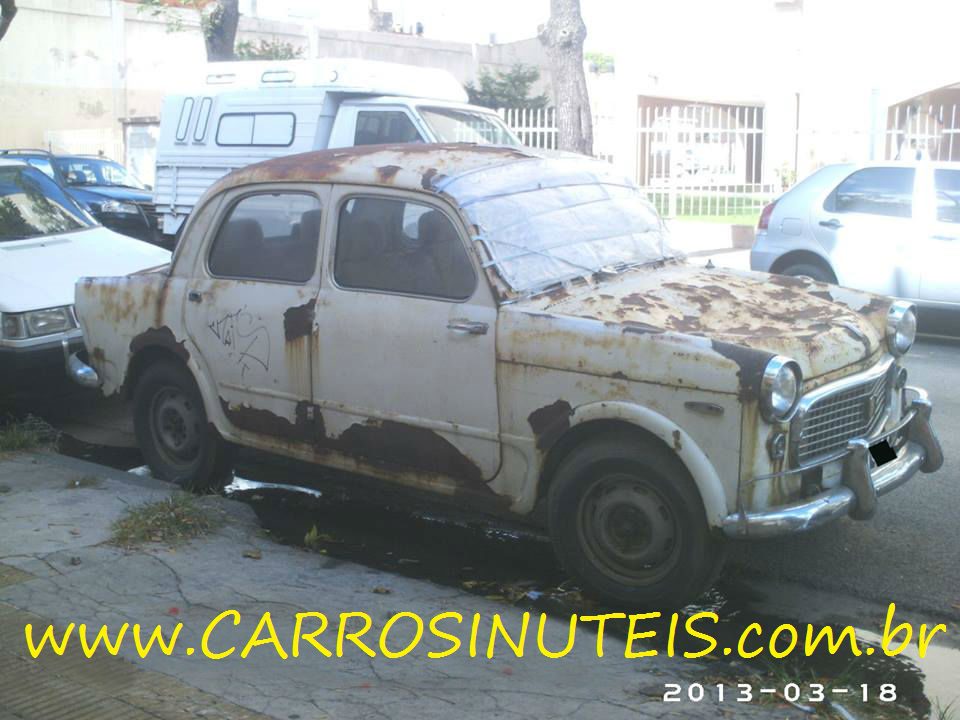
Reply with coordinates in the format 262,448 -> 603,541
151,387 -> 201,466
578,472 -> 680,584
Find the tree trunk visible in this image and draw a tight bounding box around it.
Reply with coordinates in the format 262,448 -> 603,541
0,0 -> 18,44
538,0 -> 592,155
203,0 -> 240,62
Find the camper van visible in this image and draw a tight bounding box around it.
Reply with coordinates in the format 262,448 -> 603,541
154,58 -> 521,237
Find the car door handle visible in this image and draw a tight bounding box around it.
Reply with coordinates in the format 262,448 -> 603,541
931,234 -> 957,241
819,219 -> 843,230
447,320 -> 488,335
188,291 -> 203,303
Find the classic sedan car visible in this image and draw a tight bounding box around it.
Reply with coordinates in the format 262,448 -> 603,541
0,159 -> 169,396
70,145 -> 943,606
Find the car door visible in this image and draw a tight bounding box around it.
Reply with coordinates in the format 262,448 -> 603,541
313,185 -> 500,488
182,184 -> 329,440
812,166 -> 920,297
919,167 -> 960,304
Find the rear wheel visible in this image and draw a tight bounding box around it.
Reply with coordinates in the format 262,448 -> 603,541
548,433 -> 724,608
133,361 -> 234,491
779,261 -> 835,283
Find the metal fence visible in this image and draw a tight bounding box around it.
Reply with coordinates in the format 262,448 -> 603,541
499,100 -> 960,224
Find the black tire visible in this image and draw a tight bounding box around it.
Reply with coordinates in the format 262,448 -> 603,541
547,433 -> 725,609
779,261 -> 835,283
133,361 -> 234,491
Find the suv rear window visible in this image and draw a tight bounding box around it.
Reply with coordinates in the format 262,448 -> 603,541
826,167 -> 915,218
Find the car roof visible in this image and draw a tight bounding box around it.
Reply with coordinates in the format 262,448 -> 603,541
0,158 -> 30,168
207,143 -> 627,204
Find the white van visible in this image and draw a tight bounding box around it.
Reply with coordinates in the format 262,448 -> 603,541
154,58 -> 521,237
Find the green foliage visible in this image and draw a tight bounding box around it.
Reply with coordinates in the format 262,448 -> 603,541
465,63 -> 548,110
585,52 -> 614,74
235,37 -> 304,61
136,0 -> 223,40
0,415 -> 58,454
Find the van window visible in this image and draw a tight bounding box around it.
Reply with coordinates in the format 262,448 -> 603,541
334,196 -> 474,300
354,111 -> 423,146
934,169 -> 960,224
176,98 -> 195,143
194,97 -> 213,142
216,113 -> 296,147
208,193 -> 322,283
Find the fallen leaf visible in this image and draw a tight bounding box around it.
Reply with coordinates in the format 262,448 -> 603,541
69,529 -> 81,536
167,607 -> 180,616
68,557 -> 81,566
372,586 -> 391,595
242,549 -> 262,560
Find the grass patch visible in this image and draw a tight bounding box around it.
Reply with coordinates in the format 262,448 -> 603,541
0,415 -> 58,454
111,493 -> 223,548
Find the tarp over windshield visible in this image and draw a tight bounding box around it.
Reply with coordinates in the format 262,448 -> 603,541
439,157 -> 676,294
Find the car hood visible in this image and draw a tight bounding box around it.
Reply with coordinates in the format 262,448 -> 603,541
0,227 -> 170,312
70,186 -> 152,203
519,261 -> 892,380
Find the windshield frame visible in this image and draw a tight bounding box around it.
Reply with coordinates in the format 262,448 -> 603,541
417,105 -> 522,147
54,156 -> 147,190
0,165 -> 97,242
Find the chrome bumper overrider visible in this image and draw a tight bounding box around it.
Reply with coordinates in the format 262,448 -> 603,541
722,387 -> 943,538
62,339 -> 100,389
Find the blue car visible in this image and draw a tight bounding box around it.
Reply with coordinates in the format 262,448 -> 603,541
0,149 -> 163,246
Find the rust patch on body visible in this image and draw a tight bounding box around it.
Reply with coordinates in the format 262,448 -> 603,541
283,299 -> 316,342
528,400 -> 573,451
220,398 -> 318,443
129,326 -> 190,364
376,164 -> 402,183
672,429 -> 682,451
710,340 -> 775,402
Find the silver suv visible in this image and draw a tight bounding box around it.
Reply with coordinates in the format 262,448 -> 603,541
750,162 -> 960,331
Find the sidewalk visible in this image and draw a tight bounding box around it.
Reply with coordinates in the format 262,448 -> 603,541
0,451 -> 800,719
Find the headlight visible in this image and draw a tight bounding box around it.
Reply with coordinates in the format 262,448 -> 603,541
99,199 -> 139,215
1,307 -> 76,339
760,356 -> 802,422
886,301 -> 916,356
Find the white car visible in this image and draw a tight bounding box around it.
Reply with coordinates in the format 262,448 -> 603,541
0,159 -> 170,396
70,145 -> 944,607
750,161 -> 960,333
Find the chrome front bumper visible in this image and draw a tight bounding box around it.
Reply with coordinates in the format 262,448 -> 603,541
61,339 -> 100,389
722,387 -> 943,538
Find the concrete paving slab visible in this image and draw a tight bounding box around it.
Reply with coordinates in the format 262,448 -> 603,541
0,451 -> 801,719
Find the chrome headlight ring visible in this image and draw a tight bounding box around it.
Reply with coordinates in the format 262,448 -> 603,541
886,301 -> 917,357
760,356 -> 803,423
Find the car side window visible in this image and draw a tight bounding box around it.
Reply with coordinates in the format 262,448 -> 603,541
208,193 -> 322,283
334,196 -> 475,300
827,167 -> 915,218
354,111 -> 423,146
934,169 -> 960,224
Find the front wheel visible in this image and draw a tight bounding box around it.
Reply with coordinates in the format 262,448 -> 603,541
133,361 -> 234,491
779,261 -> 835,284
547,433 -> 724,608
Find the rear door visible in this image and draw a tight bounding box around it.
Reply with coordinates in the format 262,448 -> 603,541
312,185 -> 501,489
812,166 -> 920,297
919,167 -> 960,304
182,184 -> 328,440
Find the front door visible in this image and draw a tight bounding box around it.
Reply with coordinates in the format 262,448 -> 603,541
183,185 -> 328,440
920,167 -> 960,304
313,186 -> 501,492
813,165 -> 920,297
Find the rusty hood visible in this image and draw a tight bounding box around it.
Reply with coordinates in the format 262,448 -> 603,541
520,262 -> 891,380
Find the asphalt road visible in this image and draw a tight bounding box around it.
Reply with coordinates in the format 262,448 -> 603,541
728,338 -> 960,620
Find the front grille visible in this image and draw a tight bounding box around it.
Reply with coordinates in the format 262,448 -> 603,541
793,366 -> 890,465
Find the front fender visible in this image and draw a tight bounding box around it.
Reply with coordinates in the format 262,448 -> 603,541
569,401 -> 729,528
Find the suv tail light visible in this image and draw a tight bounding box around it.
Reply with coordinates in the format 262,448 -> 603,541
758,200 -> 777,231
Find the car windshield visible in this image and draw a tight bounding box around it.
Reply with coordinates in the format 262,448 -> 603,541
449,158 -> 677,295
418,107 -> 520,146
0,165 -> 93,241
54,157 -> 146,189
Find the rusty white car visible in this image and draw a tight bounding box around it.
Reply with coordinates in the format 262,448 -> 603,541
70,144 -> 944,606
